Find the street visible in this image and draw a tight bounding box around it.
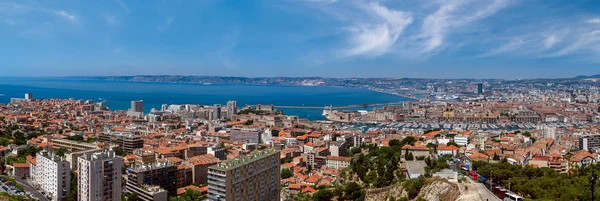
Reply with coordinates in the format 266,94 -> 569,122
468,177 -> 500,201
15,178 -> 49,201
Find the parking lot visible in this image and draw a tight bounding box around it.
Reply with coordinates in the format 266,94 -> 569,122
0,177 -> 31,198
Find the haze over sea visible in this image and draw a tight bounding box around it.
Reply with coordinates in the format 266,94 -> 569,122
0,77 -> 409,120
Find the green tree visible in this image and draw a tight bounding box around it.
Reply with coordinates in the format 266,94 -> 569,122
13,131 -> 26,145
405,152 -> 414,161
447,141 -> 459,147
55,147 -> 68,157
389,139 -> 401,147
404,177 -> 425,199
68,135 -> 84,142
313,189 -> 334,201
282,168 -> 293,179
123,192 -> 140,201
344,182 -> 364,201
0,137 -> 10,146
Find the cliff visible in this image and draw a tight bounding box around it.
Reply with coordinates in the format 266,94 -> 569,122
365,177 -> 464,201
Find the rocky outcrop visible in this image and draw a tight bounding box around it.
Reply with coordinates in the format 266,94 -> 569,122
417,177 -> 460,201
364,177 -> 460,201
365,184 -> 408,201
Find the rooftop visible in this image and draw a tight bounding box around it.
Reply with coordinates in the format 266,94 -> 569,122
210,149 -> 279,171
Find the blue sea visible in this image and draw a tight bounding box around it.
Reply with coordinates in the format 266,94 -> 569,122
0,77 -> 409,120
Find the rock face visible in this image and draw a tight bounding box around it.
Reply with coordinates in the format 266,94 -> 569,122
417,178 -> 460,201
365,184 -> 408,201
364,177 -> 460,201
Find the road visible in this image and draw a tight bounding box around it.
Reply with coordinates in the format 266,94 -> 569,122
468,177 -> 500,201
15,178 -> 49,201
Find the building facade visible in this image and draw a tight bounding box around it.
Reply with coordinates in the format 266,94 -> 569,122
227,100 -> 238,119
207,149 -> 280,201
127,161 -> 178,197
31,151 -> 71,201
230,128 -> 262,144
98,132 -> 144,154
78,151 -> 123,201
579,134 -> 600,150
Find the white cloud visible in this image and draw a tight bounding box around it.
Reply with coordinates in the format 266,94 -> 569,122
157,16 -> 173,32
342,2 -> 413,57
105,14 -> 119,25
587,18 -> 600,24
549,30 -> 600,57
479,37 -> 524,57
543,34 -> 558,49
416,0 -> 511,53
54,10 -> 76,21
115,0 -> 130,14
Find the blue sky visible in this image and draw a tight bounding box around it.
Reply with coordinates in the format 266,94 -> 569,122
1,0 -> 600,79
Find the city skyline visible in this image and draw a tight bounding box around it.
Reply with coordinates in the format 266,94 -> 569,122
1,0 -> 600,79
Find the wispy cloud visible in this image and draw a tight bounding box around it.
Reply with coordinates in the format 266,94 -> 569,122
415,0 -> 511,53
548,30 -> 600,57
115,0 -> 130,14
54,10 -> 76,21
157,16 -> 173,32
105,14 -> 119,25
479,37 -> 524,57
342,2 -> 413,57
587,18 -> 600,24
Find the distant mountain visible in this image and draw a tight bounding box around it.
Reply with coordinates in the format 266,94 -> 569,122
574,74 -> 600,79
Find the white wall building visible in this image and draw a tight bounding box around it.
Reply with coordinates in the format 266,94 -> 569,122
454,135 -> 469,146
32,151 -> 70,201
78,151 -> 123,201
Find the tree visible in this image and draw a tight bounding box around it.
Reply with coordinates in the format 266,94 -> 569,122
313,189 -> 334,201
66,170 -> 78,201
0,137 -> 10,146
344,182 -> 364,201
406,152 -> 414,161
389,139 -> 401,147
332,184 -> 344,197
404,177 -> 425,199
55,147 -> 68,157
271,129 -> 280,137
124,192 -> 140,201
13,131 -> 26,145
447,141 -> 459,147
282,168 -> 293,179
68,135 -> 84,142
401,136 -> 417,146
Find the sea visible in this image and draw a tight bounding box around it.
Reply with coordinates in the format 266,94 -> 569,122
0,77 -> 410,120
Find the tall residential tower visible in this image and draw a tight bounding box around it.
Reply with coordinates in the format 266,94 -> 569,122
207,149 -> 280,201
78,151 -> 123,201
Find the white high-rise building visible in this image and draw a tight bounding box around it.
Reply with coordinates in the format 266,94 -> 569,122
78,150 -> 123,201
24,92 -> 33,100
226,100 -> 238,119
31,151 -> 70,201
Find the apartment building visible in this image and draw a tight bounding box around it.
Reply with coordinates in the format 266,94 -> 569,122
127,161 -> 178,197
230,128 -> 262,143
31,151 -> 71,201
326,156 -> 351,169
579,134 -> 600,150
78,151 -> 123,201
98,132 -> 144,153
51,138 -> 99,152
207,149 -> 280,201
